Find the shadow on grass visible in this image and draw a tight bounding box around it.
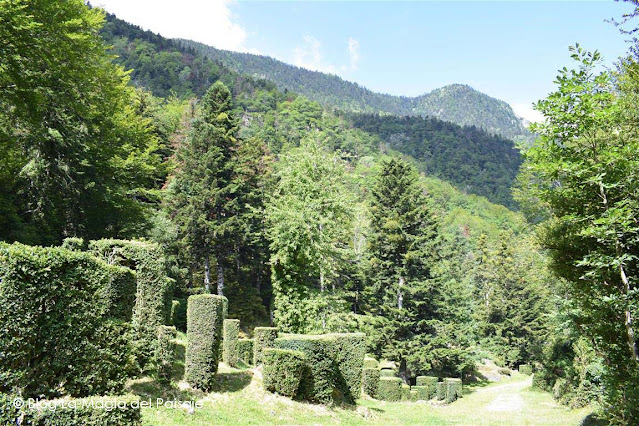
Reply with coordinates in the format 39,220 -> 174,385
209,370 -> 253,393
126,377 -> 203,402
172,342 -> 186,381
579,413 -> 606,426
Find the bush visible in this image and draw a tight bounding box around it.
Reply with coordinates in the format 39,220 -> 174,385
410,389 -> 419,402
444,378 -> 462,403
254,327 -> 278,366
0,243 -> 134,398
170,299 -> 187,332
1,394 -> 141,425
223,319 -> 240,367
519,364 -> 533,375
364,356 -> 379,369
415,376 -> 438,399
90,239 -> 173,369
156,326 -> 176,384
377,377 -> 402,401
238,339 -> 254,366
362,368 -> 380,397
262,349 -> 306,398
185,294 -> 226,390
61,237 -> 86,251
380,369 -> 396,377
330,333 -> 366,400
498,367 -> 511,376
401,383 -> 410,401
436,382 -> 446,400
412,385 -> 429,400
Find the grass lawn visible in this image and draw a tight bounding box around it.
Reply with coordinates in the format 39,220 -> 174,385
126,332 -> 594,425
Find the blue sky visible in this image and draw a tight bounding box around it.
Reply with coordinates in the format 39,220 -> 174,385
96,0 -> 635,122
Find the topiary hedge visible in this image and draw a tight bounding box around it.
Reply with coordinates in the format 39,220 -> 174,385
412,385 -> 429,400
254,327 -> 278,366
223,319 -> 240,367
238,339 -> 254,366
274,333 -> 365,404
444,378 -> 462,403
156,326 -> 176,384
185,294 -> 226,390
90,239 -> 173,370
364,356 -> 379,369
380,369 -> 396,377
416,376 -> 438,399
401,383 -> 411,401
519,364 -> 533,375
0,243 -> 134,398
436,382 -> 446,400
377,377 -> 402,401
409,389 -> 419,402
61,237 -> 86,251
262,349 -> 306,398
1,393 -> 141,425
362,368 -> 380,398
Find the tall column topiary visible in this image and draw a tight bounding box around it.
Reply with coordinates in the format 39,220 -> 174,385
222,319 -> 240,367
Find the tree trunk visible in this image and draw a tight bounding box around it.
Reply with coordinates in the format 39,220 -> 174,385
399,358 -> 409,384
398,275 -> 404,309
217,256 -> 224,297
204,255 -> 210,292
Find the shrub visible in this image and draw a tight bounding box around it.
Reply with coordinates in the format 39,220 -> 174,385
1,394 -> 141,425
401,384 -> 411,401
100,264 -> 137,322
156,326 -> 176,384
61,237 -> 86,251
0,243 -> 134,398
330,333 -> 366,400
262,349 -> 306,398
436,382 -> 446,400
238,339 -> 254,366
380,369 -> 396,377
362,368 -> 380,397
415,376 -> 438,399
412,385 -> 429,400
377,377 -> 402,401
498,367 -> 511,376
223,319 -> 240,367
90,239 -> 173,369
444,378 -> 462,403
254,327 -> 278,366
364,356 -> 379,369
519,364 -> 533,375
410,389 -> 419,402
185,294 -> 226,390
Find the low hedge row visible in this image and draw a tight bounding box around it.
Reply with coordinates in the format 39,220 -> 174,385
436,382 -> 446,400
377,377 -> 402,401
412,385 -> 429,400
223,319 -> 240,367
254,327 -> 278,366
362,368 -> 380,398
238,339 -> 254,365
416,376 -> 438,399
0,393 -> 141,425
156,326 -> 176,384
445,378 -> 462,403
401,384 -> 410,401
380,369 -> 396,377
185,294 -> 226,390
262,349 -> 307,398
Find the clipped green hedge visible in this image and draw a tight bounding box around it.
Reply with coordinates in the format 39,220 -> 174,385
156,326 -> 176,384
185,294 -> 226,390
364,356 -> 379,369
412,385 -> 429,400
0,243 -> 134,398
445,378 -> 462,403
436,382 -> 446,400
519,364 -> 533,375
262,349 -> 306,398
1,394 -> 141,425
410,389 -> 419,402
254,327 -> 278,366
238,339 -> 254,365
223,319 -> 240,367
380,369 -> 396,377
401,383 -> 411,401
377,377 -> 402,401
274,333 -> 365,404
362,368 -> 380,397
61,237 -> 86,251
416,376 -> 438,399
90,239 -> 173,369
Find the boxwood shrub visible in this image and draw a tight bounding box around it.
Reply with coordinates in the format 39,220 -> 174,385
362,368 -> 380,398
0,243 -> 134,398
412,385 -> 429,400
416,376 -> 438,399
377,377 -> 402,401
364,356 -> 379,369
410,389 -> 419,402
436,382 -> 446,400
185,294 -> 226,390
401,383 -> 410,401
238,339 -> 254,366
223,319 -> 240,367
519,364 -> 533,375
254,327 -> 278,366
262,349 -> 306,398
156,326 -> 176,384
380,369 -> 396,377
445,378 -> 462,403
61,237 -> 86,251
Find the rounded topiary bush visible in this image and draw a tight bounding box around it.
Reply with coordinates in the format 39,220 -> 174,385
377,377 -> 402,401
253,327 -> 278,366
223,319 -> 240,367
262,348 -> 306,398
364,356 -> 379,369
156,325 -> 177,384
362,368 -> 380,398
185,294 -> 226,390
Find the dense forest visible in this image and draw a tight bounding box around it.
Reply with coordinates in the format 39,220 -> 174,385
0,1 -> 638,425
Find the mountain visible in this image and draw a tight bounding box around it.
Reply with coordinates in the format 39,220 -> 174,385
178,40 -> 531,142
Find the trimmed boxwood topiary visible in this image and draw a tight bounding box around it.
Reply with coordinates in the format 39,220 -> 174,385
185,294 -> 226,390
0,243 -> 134,398
331,333 -> 366,400
262,348 -> 306,398
377,377 -> 402,401
362,368 -> 380,397
380,369 -> 396,377
156,325 -> 176,384
223,319 -> 240,367
444,378 -> 462,403
254,327 -> 278,366
1,394 -> 141,425
519,364 -> 533,375
401,383 -> 411,401
436,382 -> 446,400
238,339 -> 254,366
412,385 -> 429,400
416,376 -> 438,399
410,389 -> 419,402
364,356 -> 379,369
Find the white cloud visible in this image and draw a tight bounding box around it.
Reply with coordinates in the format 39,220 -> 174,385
512,103 -> 545,124
348,37 -> 360,71
94,0 -> 258,53
292,35 -> 337,74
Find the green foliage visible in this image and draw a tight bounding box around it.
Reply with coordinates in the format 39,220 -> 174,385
416,376 -> 438,399
436,382 -> 446,400
0,243 -> 133,398
223,319 -> 241,367
412,385 -> 429,401
253,327 -> 279,366
444,378 -> 462,403
401,384 -> 411,401
262,349 -> 307,398
364,357 -> 379,369
170,299 -> 187,332
362,368 -> 380,398
380,369 -> 396,377
238,339 -> 254,366
185,294 -> 226,390
519,364 -> 533,375
377,377 -> 402,402
156,325 -> 176,384
61,237 -> 86,251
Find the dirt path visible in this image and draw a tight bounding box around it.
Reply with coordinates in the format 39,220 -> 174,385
476,376 -> 532,413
